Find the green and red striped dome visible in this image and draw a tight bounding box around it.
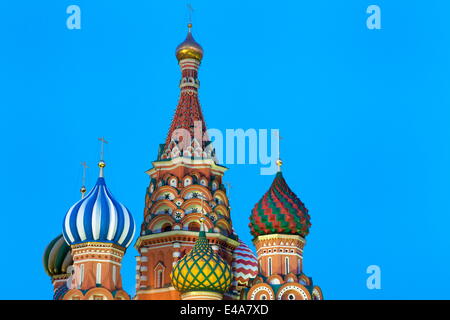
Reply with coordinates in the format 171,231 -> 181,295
249,172 -> 311,237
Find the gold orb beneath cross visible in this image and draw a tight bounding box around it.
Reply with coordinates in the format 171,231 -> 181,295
98,160 -> 106,168
276,159 -> 283,167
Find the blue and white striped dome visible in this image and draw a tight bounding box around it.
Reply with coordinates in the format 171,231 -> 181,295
63,171 -> 135,248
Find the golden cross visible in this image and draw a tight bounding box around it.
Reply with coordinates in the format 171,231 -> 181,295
187,4 -> 194,24
98,137 -> 108,160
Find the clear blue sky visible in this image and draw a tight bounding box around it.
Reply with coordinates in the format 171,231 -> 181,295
1,0 -> 450,299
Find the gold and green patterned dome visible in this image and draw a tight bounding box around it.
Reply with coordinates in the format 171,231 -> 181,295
171,227 -> 232,294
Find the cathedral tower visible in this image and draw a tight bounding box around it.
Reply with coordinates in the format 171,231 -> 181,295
61,160 -> 136,300
134,24 -> 240,300
245,163 -> 323,300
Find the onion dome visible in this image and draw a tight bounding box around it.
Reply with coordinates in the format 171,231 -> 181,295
176,23 -> 203,61
231,240 -> 258,287
62,162 -> 136,248
43,234 -> 72,277
171,226 -> 232,293
249,172 -> 311,238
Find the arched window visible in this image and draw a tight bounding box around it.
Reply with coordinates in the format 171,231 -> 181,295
268,258 -> 272,276
161,223 -> 172,232
285,257 -> 290,275
188,222 -> 200,232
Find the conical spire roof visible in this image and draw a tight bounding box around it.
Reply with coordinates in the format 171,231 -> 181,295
160,24 -> 214,161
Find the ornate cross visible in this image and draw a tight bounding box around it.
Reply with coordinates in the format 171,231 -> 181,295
187,4 -> 194,24
98,137 -> 108,160
80,161 -> 88,186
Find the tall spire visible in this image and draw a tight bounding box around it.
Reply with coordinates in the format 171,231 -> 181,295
160,24 -> 214,161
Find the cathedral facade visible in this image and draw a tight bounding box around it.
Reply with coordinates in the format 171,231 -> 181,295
43,24 -> 323,301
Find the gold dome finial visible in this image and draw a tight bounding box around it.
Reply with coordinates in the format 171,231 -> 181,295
97,137 -> 108,178
276,159 -> 283,172
80,161 -> 88,199
176,23 -> 203,61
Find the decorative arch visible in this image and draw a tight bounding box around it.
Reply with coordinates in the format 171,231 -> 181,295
180,185 -> 212,201
267,274 -> 284,285
154,261 -> 166,289
182,175 -> 193,187
199,176 -> 209,187
190,171 -> 201,182
181,198 -> 212,214
211,179 -> 219,192
84,287 -> 115,300
151,186 -> 179,201
284,273 -> 298,283
181,213 -> 214,231
165,175 -> 178,188
63,288 -> 84,300
188,221 -> 201,232
251,276 -> 265,285
161,223 -> 172,232
276,283 -> 311,300
312,286 -> 323,300
148,215 -> 176,233
150,200 -> 177,215
214,204 -> 230,218
114,290 -> 131,300
247,283 -> 275,300
298,274 -> 311,286
214,218 -> 232,236
213,190 -> 229,207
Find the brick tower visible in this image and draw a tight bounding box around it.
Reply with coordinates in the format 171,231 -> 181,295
134,24 -> 240,300
244,162 -> 323,300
